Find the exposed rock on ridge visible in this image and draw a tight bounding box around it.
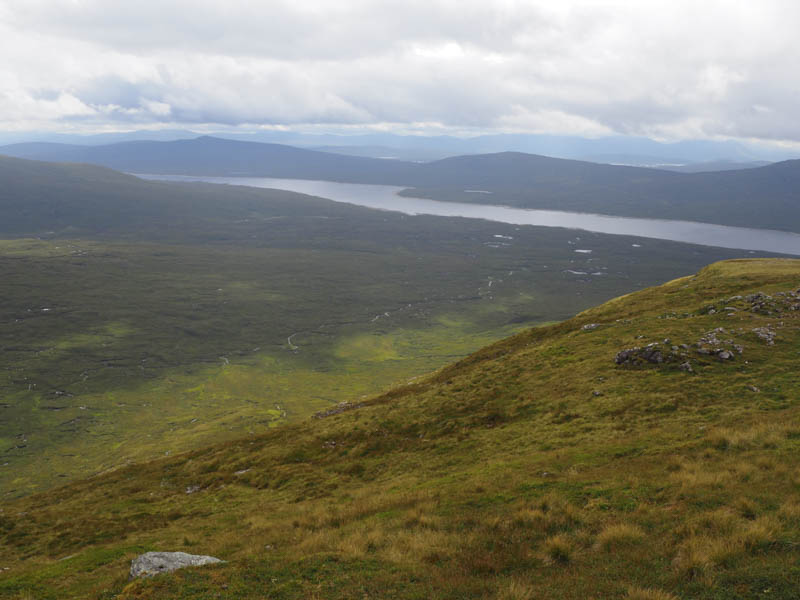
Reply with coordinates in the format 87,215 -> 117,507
130,551 -> 223,578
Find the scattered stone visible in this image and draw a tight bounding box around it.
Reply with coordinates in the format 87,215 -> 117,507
313,401 -> 365,419
697,288 -> 800,317
582,323 -> 600,331
752,326 -> 776,345
693,328 -> 743,360
185,485 -> 201,495
615,343 -> 666,366
747,385 -> 760,393
679,361 -> 694,373
591,390 -> 603,397
130,552 -> 223,578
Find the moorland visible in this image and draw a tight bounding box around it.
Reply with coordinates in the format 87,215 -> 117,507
1,258 -> 798,599
0,150 -> 798,600
0,155 -> 756,497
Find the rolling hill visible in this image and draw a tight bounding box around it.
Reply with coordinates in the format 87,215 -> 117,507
404,155 -> 800,232
0,137 -> 416,184
1,258 -> 798,599
3,137 -> 800,232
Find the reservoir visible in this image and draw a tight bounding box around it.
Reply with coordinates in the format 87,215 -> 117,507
137,174 -> 800,256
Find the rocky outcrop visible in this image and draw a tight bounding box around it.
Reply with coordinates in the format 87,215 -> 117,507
699,288 -> 800,317
752,326 -> 777,345
694,327 -> 741,360
615,343 -> 677,366
615,327 -> 747,370
313,401 -> 365,419
130,551 -> 223,578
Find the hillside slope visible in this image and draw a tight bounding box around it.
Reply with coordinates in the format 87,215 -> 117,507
404,155 -> 800,232
0,153 -> 408,238
4,137 -> 800,232
0,137 -> 416,184
2,259 -> 799,599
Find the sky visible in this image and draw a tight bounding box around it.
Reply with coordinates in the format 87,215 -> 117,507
1,0 -> 799,145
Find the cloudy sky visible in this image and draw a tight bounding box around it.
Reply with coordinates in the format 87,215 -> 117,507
1,0 -> 799,144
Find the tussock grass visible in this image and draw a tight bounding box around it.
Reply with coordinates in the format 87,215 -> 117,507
669,462 -> 731,490
543,534 -> 573,564
625,587 -> 680,600
496,578 -> 536,600
672,535 -> 724,583
733,497 -> 759,520
694,508 -> 739,536
706,423 -> 784,451
595,523 -> 646,551
741,516 -> 782,552
777,498 -> 800,522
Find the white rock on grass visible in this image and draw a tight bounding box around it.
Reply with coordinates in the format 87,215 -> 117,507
130,551 -> 223,578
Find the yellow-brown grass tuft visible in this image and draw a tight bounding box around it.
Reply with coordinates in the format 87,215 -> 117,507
496,577 -> 536,600
707,423 -> 783,451
595,523 -> 646,551
741,516 -> 781,552
777,498 -> 800,523
543,534 -> 573,564
625,586 -> 680,600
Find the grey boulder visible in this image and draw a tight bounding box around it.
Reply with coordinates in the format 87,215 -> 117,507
130,551 -> 223,578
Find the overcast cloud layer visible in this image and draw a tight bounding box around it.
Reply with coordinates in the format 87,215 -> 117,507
1,0 -> 799,143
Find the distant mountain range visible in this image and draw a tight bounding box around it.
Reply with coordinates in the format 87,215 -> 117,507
2,136 -> 799,232
0,128 -> 796,164
579,156 -> 772,173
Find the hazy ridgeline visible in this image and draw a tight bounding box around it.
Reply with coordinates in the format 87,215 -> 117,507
3,136 -> 800,231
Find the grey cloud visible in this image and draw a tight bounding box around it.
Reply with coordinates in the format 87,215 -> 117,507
1,0 -> 800,145
76,76 -> 162,109
8,1 -> 552,59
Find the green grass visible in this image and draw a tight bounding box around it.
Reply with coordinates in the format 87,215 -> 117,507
0,189 -> 755,497
1,258 -> 799,599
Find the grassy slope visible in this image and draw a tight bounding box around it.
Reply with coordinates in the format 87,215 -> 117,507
3,168 -> 759,498
3,226 -> 748,498
2,155 -> 760,498
2,258 -> 798,599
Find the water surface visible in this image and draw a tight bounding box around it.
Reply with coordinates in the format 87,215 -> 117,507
138,174 -> 800,256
